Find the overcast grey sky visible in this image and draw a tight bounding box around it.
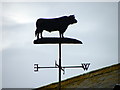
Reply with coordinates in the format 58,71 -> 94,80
2,2 -> 118,88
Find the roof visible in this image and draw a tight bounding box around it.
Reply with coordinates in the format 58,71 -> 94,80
35,63 -> 120,89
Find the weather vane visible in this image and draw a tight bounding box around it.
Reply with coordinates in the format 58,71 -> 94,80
33,15 -> 90,90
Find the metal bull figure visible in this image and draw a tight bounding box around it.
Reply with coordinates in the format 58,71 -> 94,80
35,15 -> 77,39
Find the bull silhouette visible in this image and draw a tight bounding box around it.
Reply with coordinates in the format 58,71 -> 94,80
35,15 -> 77,39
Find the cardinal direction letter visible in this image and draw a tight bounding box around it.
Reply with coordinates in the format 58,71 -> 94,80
34,64 -> 40,72
81,63 -> 90,71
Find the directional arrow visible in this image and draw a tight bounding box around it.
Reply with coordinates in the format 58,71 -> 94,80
34,63 -> 90,72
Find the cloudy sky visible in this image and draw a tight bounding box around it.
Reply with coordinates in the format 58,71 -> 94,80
2,2 -> 118,88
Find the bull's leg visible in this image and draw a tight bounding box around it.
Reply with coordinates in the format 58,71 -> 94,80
41,32 -> 43,38
37,33 -> 39,39
36,31 -> 39,40
59,32 -> 64,38
35,29 -> 39,40
59,32 -> 62,38
62,33 -> 64,38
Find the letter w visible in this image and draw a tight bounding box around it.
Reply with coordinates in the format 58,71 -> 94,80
81,63 -> 90,71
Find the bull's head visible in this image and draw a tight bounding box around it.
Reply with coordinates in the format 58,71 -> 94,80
68,15 -> 77,24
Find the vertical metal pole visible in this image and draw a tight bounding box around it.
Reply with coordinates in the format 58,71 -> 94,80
59,36 -> 61,90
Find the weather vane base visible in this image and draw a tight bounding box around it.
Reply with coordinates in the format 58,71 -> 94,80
33,37 -> 83,44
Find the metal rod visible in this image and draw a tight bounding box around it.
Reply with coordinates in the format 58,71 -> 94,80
59,42 -> 61,90
62,66 -> 82,68
36,66 -> 82,69
36,67 -> 58,68
58,35 -> 62,90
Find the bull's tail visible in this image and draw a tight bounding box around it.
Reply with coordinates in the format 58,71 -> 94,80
35,30 -> 38,37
